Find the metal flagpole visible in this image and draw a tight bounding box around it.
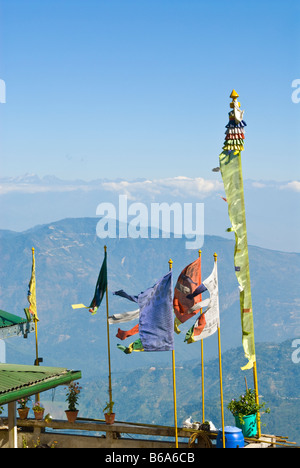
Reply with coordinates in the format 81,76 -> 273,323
31,247 -> 41,403
30,248 -> 39,366
34,317 -> 40,404
198,249 -> 205,423
201,339 -> 205,422
104,245 -> 113,409
253,361 -> 261,438
168,258 -> 178,448
214,252 -> 225,448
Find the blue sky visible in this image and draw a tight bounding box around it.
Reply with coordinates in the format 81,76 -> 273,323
0,0 -> 299,182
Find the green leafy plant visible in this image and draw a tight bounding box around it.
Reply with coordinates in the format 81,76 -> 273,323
17,397 -> 30,409
32,401 -> 44,412
103,400 -> 115,415
227,388 -> 270,424
65,381 -> 82,412
22,436 -> 28,448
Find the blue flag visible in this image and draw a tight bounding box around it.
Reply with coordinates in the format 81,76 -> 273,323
113,271 -> 174,353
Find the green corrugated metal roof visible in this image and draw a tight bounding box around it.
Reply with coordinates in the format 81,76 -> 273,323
0,310 -> 27,327
0,364 -> 82,405
0,310 -> 35,339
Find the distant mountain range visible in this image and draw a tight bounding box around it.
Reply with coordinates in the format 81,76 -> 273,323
0,174 -> 299,252
1,216 -> 299,375
1,216 -> 299,444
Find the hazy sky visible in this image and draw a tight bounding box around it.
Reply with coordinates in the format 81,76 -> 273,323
0,0 -> 299,182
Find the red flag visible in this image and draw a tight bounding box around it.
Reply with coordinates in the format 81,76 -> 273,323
116,324 -> 139,340
173,257 -> 204,325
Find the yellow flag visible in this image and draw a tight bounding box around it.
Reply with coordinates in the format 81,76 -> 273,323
26,247 -> 39,321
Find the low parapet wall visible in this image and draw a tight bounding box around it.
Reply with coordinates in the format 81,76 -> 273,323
0,418 -> 276,448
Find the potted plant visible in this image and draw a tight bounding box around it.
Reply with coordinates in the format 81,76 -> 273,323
65,381 -> 82,423
103,400 -> 115,424
32,401 -> 45,420
199,421 -> 211,432
227,388 -> 270,437
17,397 -> 31,420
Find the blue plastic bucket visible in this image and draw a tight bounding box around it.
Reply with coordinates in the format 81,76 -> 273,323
216,426 -> 244,448
234,413 -> 257,438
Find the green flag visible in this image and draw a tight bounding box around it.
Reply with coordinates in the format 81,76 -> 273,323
219,91 -> 256,370
117,338 -> 144,354
72,251 -> 107,315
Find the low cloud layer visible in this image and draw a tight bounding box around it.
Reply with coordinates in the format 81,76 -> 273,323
0,174 -> 224,199
280,181 -> 300,192
1,174 -> 299,200
101,176 -> 224,200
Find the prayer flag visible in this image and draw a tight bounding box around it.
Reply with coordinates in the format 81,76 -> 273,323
173,257 -> 204,333
185,261 -> 220,343
116,324 -> 139,340
24,248 -> 38,321
218,91 -> 256,370
72,251 -> 107,315
108,309 -> 140,324
113,271 -> 174,353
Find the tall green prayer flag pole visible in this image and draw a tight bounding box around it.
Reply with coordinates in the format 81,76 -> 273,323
218,90 -> 261,436
219,90 -> 256,371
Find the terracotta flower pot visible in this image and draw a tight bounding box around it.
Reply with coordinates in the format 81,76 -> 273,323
65,410 -> 79,423
104,412 -> 115,425
18,407 -> 30,420
34,409 -> 44,420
